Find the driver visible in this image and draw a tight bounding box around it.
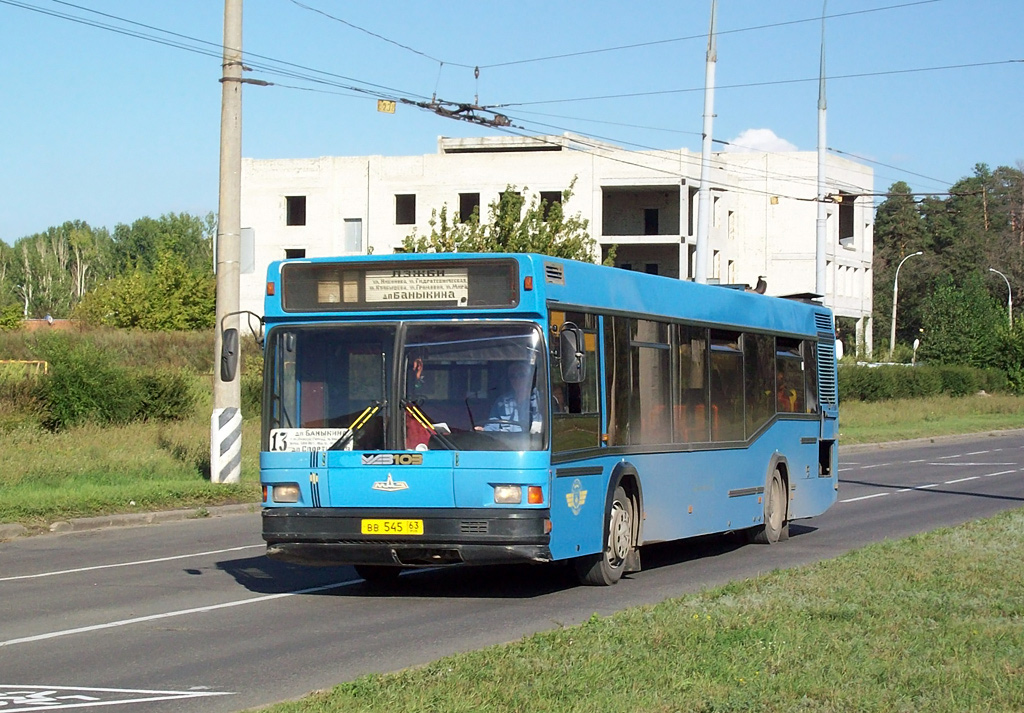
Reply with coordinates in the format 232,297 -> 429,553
479,361 -> 542,433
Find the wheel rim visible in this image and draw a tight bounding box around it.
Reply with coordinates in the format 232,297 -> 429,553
767,474 -> 783,533
607,498 -> 631,566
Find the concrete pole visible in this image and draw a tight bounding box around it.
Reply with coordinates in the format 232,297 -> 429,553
694,0 -> 717,285
815,1 -> 828,298
888,251 -> 922,361
212,0 -> 243,484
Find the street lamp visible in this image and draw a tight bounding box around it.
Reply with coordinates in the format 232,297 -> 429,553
889,251 -> 923,360
989,268 -> 1013,329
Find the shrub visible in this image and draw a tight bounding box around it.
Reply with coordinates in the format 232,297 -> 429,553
136,369 -> 200,421
241,368 -> 263,420
839,364 -> 1000,402
31,335 -> 201,430
34,336 -> 141,430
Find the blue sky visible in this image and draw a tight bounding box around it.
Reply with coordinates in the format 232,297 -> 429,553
1,0 -> 1021,243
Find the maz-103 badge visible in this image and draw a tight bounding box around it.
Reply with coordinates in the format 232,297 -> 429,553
361,453 -> 423,466
566,478 -> 588,515
372,474 -> 409,492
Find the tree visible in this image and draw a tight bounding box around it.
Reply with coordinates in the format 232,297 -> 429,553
73,249 -> 215,330
918,272 -> 1002,368
402,179 -> 597,261
872,182 -> 928,349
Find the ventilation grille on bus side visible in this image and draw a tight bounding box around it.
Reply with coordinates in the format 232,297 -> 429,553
544,262 -> 565,285
814,310 -> 838,408
816,339 -> 838,408
460,520 -> 489,534
814,312 -> 834,334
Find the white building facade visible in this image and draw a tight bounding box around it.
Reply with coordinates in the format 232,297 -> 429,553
240,134 -> 874,354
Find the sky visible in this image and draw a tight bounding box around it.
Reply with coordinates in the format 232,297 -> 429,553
1,0 -> 1021,244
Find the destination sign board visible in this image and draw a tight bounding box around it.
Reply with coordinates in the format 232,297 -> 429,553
365,267 -> 469,304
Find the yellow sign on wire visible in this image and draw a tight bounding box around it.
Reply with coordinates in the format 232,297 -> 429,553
377,99 -> 396,114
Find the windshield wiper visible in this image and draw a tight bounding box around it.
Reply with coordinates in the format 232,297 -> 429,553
402,399 -> 456,450
330,400 -> 384,450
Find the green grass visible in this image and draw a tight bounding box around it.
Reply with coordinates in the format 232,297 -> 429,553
0,418 -> 261,531
839,392 -> 1024,444
0,393 -> 1021,531
260,509 -> 1024,713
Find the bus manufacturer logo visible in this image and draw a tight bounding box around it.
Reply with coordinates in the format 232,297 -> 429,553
372,474 -> 409,492
566,478 -> 588,515
361,453 -> 423,466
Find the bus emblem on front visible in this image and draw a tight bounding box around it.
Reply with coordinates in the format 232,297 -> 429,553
372,474 -> 409,492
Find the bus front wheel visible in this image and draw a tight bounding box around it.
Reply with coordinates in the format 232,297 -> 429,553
575,485 -> 633,586
751,468 -> 788,544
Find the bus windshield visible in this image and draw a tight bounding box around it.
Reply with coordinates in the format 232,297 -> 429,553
264,321 -> 547,452
401,322 -> 547,452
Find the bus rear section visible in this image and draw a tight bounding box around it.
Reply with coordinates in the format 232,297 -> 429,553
259,318 -> 558,574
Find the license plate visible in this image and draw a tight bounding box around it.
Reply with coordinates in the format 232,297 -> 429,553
360,519 -> 424,536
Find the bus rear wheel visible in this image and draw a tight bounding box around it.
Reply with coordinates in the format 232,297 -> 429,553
575,485 -> 633,586
751,468 -> 787,544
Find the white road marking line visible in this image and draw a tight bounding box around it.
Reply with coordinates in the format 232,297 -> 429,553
859,463 -> 889,469
965,450 -> 990,456
936,454 -> 963,459
927,461 -> 1016,467
0,545 -> 265,583
907,459 -> 926,463
0,685 -> 232,710
982,470 -> 1018,477
945,476 -> 980,484
840,492 -> 889,503
0,579 -> 356,648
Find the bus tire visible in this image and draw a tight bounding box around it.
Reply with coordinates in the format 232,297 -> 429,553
574,485 -> 633,586
354,564 -> 403,585
752,468 -> 787,544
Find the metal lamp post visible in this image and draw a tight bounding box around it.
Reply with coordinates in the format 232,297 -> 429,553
889,251 -> 923,360
989,268 -> 1013,329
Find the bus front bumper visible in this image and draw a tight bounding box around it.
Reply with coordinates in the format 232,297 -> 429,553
262,507 -> 552,567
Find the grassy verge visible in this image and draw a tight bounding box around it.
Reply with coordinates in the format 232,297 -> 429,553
0,418 -> 261,532
0,393 -> 1021,531
261,509 -> 1024,713
839,392 -> 1024,444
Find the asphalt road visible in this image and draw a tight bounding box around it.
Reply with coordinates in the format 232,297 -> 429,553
1,431 -> 1022,713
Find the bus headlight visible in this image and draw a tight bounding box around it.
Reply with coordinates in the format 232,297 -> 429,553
272,483 -> 301,503
493,485 -> 522,504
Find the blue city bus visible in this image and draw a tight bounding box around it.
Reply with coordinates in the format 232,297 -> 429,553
253,253 -> 839,585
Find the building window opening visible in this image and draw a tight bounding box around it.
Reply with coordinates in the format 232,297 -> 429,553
838,191 -> 855,249
286,196 -> 307,226
395,194 -> 416,225
644,208 -> 659,236
285,248 -> 306,259
459,192 -> 481,223
540,191 -> 562,221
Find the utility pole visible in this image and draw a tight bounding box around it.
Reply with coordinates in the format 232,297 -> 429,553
694,0 -> 717,285
815,0 -> 828,298
211,0 -> 243,484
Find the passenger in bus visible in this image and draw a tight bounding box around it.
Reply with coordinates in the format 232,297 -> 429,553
777,370 -> 799,412
478,362 -> 542,433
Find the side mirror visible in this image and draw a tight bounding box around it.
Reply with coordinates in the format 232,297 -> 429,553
221,328 -> 239,382
558,324 -> 585,384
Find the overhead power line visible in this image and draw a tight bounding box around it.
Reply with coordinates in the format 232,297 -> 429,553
478,0 -> 944,68
491,59 -> 1024,108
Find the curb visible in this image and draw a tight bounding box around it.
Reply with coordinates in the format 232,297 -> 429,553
839,428 -> 1024,455
1,503 -> 258,542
